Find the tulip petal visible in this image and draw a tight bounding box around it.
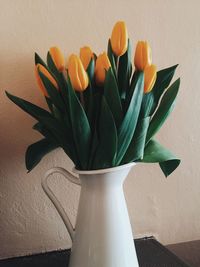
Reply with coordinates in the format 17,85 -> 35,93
49,46 -> 65,72
110,21 -> 128,56
134,41 -> 152,71
95,52 -> 111,85
68,54 -> 89,91
144,64 -> 157,93
80,46 -> 93,70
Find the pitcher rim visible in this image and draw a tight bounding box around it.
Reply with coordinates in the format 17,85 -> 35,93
72,162 -> 136,175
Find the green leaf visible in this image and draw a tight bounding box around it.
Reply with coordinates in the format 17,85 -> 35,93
141,64 -> 178,117
39,75 -> 63,110
35,53 -> 46,67
67,78 -> 91,169
86,58 -> 95,82
45,96 -> 54,114
125,71 -> 141,112
33,122 -> 58,144
38,71 -> 65,111
33,121 -> 76,164
146,78 -> 180,143
116,72 -> 144,164
141,139 -> 180,177
154,64 -> 178,100
107,39 -> 117,77
6,91 -> 53,121
121,116 -> 150,164
5,92 -> 69,151
83,84 -> 94,127
26,138 -> 59,172
92,96 -> 117,169
47,52 -> 69,108
117,39 -> 132,99
47,51 -> 59,75
104,68 -> 123,128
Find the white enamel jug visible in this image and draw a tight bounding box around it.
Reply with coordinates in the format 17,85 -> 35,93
42,162 -> 139,267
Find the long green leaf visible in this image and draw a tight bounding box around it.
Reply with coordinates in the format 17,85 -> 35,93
154,64 -> 178,100
39,71 -> 65,111
47,51 -> 59,75
26,138 -> 59,172
140,64 -> 178,117
141,139 -> 180,177
47,52 -> 69,108
86,58 -> 95,83
34,121 -> 77,165
92,96 -> 117,169
107,39 -> 117,77
125,71 -> 141,112
67,78 -> 91,169
121,116 -> 150,164
83,84 -> 94,127
116,72 -> 144,164
6,91 -> 54,121
117,39 -> 132,99
5,92 -> 70,152
104,68 -> 123,128
35,53 -> 46,67
146,78 -> 180,143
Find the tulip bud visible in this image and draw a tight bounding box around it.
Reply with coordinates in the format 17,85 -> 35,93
110,21 -> 128,56
144,64 -> 157,93
35,64 -> 59,97
80,46 -> 94,70
134,41 -> 152,71
95,52 -> 111,85
49,46 -> 65,72
68,54 -> 89,91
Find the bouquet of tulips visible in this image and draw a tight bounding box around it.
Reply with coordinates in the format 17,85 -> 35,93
6,21 -> 180,176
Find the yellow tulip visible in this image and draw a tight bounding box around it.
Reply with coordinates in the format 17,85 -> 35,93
95,52 -> 111,85
49,46 -> 65,72
134,41 -> 152,71
35,64 -> 59,97
110,21 -> 128,56
144,64 -> 157,93
68,54 -> 89,91
80,46 -> 94,70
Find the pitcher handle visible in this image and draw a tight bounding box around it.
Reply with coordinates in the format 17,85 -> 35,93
41,167 -> 81,241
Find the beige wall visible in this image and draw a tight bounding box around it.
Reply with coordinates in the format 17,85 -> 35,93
0,0 -> 200,259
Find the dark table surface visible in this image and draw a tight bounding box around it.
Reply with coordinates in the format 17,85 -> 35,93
0,237 -> 191,267
167,239 -> 200,267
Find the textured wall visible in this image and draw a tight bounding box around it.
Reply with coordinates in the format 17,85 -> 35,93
1,0 -> 200,259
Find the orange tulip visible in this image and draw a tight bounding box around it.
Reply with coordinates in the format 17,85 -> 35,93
95,52 -> 111,85
134,41 -> 152,71
144,64 -> 157,93
110,21 -> 128,56
80,46 -> 94,70
68,54 -> 89,91
35,64 -> 59,97
49,46 -> 65,72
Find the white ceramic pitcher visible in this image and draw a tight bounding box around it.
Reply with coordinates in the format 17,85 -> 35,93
42,162 -> 139,267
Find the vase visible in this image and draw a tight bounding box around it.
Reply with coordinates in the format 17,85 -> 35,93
42,162 -> 139,267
